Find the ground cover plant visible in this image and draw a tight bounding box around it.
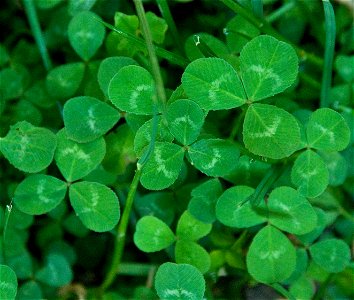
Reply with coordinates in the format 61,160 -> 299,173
0,0 -> 353,299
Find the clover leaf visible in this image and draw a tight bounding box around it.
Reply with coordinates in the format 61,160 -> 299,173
176,211 -> 212,241
243,103 -> 301,159
0,265 -> 17,300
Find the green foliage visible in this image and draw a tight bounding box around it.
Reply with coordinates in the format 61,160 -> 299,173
1,1 -> 352,299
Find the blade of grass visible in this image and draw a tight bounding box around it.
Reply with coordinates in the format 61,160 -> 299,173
95,18 -> 188,68
266,1 -> 296,23
193,35 -> 218,57
251,0 -> 264,18
320,0 -> 336,108
22,0 -> 52,71
220,0 -> 323,68
270,283 -> 296,300
156,0 -> 184,55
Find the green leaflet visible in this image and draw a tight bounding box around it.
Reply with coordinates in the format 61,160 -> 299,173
319,151 -> 348,186
0,265 -> 18,300
289,276 -> 315,300
145,11 -> 168,44
216,185 -> 267,228
309,239 -> 350,273
291,149 -> 329,198
240,35 -> 298,101
188,178 -> 223,223
46,62 -> 85,99
69,181 -> 120,232
246,225 -> 296,284
68,11 -> 105,61
16,281 -> 42,300
306,108 -> 350,151
55,129 -> 106,182
67,0 -> 96,16
335,55 -> 354,83
175,240 -> 211,274
0,68 -> 23,101
154,263 -> 205,300
243,103 -> 301,159
140,142 -> 184,190
181,57 -> 246,110
0,121 -> 57,173
166,99 -> 205,145
108,65 -> 155,115
35,254 -> 72,287
134,216 -> 175,252
267,186 -> 317,235
134,116 -> 174,158
14,175 -> 67,215
296,208 -> 327,245
188,138 -> 240,177
97,56 -> 137,97
63,96 -> 120,143
176,211 -> 212,241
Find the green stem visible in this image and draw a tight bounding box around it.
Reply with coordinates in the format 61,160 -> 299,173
313,273 -> 334,300
220,0 -> 323,68
156,0 -> 184,55
266,1 -> 296,23
270,283 -> 296,300
134,0 -> 167,110
96,18 -> 189,68
229,108 -> 246,140
338,206 -> 354,222
22,0 -> 52,71
117,263 -> 158,276
251,0 -> 264,18
3,201 -> 12,243
320,0 -> 336,108
100,168 -> 142,292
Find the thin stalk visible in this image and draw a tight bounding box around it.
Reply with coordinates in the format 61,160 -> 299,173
96,18 -> 189,68
320,0 -> 336,108
156,0 -> 184,55
251,0 -> 264,18
22,0 -> 52,71
271,283 -> 296,300
117,263 -> 158,276
100,168 -> 142,292
3,202 -> 12,242
229,109 -> 246,140
220,0 -> 323,68
134,0 -> 167,110
266,1 -> 296,23
313,273 -> 334,300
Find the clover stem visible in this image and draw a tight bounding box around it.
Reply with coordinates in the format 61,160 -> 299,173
229,108 -> 246,141
23,0 -> 52,71
270,283 -> 296,300
251,0 -> 264,18
320,0 -> 336,108
100,168 -> 142,292
220,0 -> 323,68
266,1 -> 296,23
134,0 -> 167,111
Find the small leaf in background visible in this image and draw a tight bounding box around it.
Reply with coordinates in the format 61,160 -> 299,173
108,65 -> 155,115
0,68 -> 23,101
188,138 -> 240,177
0,121 -> 57,173
319,151 -> 348,186
306,108 -> 350,151
68,11 -> 105,61
246,225 -> 296,283
134,192 -> 175,226
134,116 -> 174,157
216,185 -> 267,228
188,178 -> 222,223
46,62 -> 85,99
284,248 -> 309,284
176,211 -> 212,241
0,265 -> 17,300
145,12 -> 168,44
35,254 -> 72,287
35,0 -> 62,9
335,55 -> 354,83
68,0 -> 97,16
155,263 -> 205,300
181,57 -> 246,110
55,129 -> 106,182
134,216 -> 175,252
63,96 -> 120,143
97,56 -> 137,97
267,186 -> 317,235
225,15 -> 260,55
69,181 -> 120,232
16,281 -> 42,300
309,239 -> 351,273
7,250 -> 33,280
291,149 -> 329,198
140,142 -> 184,190
166,99 -> 205,145
289,276 -> 315,300
240,35 -> 298,101
23,80 -> 56,108
243,104 -> 301,159
175,240 -> 211,274
102,124 -> 136,174
14,175 -> 67,215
